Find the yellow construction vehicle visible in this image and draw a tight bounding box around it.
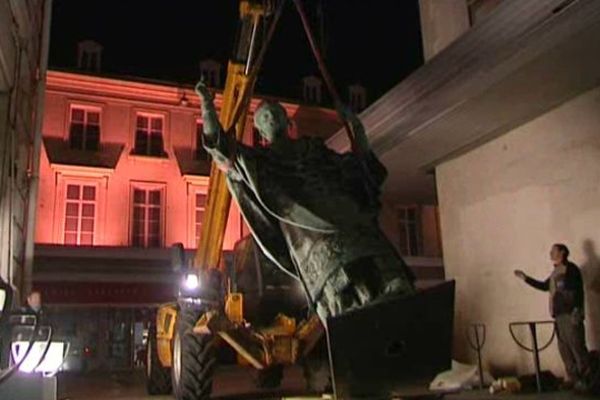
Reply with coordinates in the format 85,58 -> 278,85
144,2 -> 326,399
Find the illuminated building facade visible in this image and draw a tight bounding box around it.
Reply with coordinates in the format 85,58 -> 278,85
33,69 -> 341,369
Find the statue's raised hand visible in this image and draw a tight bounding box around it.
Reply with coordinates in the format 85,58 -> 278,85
195,80 -> 213,106
335,101 -> 369,152
334,101 -> 356,122
195,79 -> 221,137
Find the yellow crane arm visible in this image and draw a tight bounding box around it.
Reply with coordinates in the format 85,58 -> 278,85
194,1 -> 267,272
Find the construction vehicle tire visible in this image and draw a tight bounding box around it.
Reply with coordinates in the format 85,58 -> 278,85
172,306 -> 216,400
302,357 -> 331,393
254,365 -> 284,389
145,323 -> 172,395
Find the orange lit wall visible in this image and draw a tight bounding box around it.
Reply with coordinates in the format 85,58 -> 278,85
36,71 -> 340,252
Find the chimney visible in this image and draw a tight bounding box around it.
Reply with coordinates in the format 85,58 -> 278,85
77,40 -> 103,72
348,84 -> 367,112
302,75 -> 322,104
199,59 -> 222,87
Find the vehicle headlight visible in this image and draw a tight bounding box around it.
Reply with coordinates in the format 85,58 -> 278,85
183,273 -> 200,290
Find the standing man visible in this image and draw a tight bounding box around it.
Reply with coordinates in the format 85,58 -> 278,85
20,290 -> 47,326
515,243 -> 591,391
23,290 -> 43,315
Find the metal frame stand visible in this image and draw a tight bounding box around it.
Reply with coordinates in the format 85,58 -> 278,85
509,320 -> 556,393
467,323 -> 487,389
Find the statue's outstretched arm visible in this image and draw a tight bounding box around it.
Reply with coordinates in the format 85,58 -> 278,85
195,81 -> 235,171
195,80 -> 222,138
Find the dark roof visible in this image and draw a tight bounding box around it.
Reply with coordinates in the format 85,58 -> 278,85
173,147 -> 211,177
43,137 -> 123,169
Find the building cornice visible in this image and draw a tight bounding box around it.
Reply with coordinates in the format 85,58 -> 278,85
182,174 -> 210,187
50,163 -> 114,177
46,70 -> 305,116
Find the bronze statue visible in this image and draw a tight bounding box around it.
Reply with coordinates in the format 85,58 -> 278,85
195,81 -> 415,323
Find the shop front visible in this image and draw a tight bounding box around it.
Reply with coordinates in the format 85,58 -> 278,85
32,245 -> 181,371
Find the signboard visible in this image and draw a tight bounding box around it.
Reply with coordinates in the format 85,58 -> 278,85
33,282 -> 176,305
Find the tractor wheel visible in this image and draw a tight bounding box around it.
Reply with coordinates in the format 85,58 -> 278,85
302,338 -> 332,393
145,323 -> 172,395
172,305 -> 217,400
302,357 -> 332,393
254,365 -> 284,389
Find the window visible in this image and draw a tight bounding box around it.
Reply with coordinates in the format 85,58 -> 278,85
131,188 -> 163,247
398,206 -> 421,256
134,114 -> 165,156
69,107 -> 100,150
194,192 -> 207,245
64,184 -> 96,245
195,121 -> 209,161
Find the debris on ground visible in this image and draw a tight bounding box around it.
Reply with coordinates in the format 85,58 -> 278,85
429,361 -> 494,392
488,377 -> 521,394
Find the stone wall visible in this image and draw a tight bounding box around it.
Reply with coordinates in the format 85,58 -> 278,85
437,86 -> 600,376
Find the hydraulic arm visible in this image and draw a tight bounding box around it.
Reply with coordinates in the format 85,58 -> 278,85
194,1 -> 268,274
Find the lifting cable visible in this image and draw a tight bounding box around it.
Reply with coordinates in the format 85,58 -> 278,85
292,0 -> 380,210
292,0 -> 359,154
228,0 -> 286,135
229,0 -> 358,154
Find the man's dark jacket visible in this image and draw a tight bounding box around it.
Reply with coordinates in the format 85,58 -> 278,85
525,261 -> 584,317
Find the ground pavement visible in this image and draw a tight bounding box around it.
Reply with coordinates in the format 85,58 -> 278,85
56,369 -> 599,400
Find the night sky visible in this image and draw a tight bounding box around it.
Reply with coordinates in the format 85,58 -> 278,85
49,1 -> 423,105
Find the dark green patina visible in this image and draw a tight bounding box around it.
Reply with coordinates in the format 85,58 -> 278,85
195,81 -> 415,322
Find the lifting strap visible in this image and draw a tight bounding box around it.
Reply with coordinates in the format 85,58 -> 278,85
228,0 -> 358,154
292,0 -> 359,154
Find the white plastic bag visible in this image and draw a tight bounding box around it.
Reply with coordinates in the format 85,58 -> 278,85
429,360 -> 494,392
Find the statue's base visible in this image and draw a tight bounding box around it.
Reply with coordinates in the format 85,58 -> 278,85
326,280 -> 455,399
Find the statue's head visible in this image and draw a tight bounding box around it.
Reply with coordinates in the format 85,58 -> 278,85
254,101 -> 288,144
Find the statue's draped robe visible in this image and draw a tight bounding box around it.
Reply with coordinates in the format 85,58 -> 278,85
205,131 -> 415,320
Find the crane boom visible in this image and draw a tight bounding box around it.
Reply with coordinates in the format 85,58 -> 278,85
194,1 -> 267,272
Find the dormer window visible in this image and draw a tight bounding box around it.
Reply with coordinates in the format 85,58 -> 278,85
302,76 -> 323,104
348,84 -> 367,112
69,106 -> 100,151
199,59 -> 222,87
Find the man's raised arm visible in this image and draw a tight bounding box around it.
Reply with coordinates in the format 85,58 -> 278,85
515,269 -> 550,291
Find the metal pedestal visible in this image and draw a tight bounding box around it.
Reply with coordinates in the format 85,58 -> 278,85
467,323 -> 487,389
509,320 -> 556,393
326,281 -> 455,399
